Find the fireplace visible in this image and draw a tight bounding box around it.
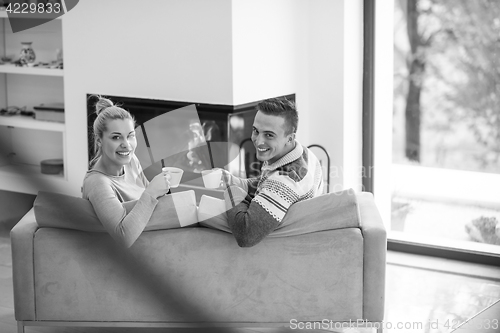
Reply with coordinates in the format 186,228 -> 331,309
86,94 -> 295,188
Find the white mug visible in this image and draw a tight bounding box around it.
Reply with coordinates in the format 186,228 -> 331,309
162,167 -> 184,188
201,169 -> 222,189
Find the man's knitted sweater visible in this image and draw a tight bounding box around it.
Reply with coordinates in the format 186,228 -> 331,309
223,141 -> 324,247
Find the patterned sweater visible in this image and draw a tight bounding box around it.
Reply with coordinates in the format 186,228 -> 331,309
223,141 -> 324,247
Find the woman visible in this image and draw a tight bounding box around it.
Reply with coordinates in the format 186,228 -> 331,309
82,96 -> 170,248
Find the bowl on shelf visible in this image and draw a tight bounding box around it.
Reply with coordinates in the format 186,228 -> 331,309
40,159 -> 63,175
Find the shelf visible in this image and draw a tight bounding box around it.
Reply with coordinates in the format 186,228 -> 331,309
0,64 -> 63,76
0,162 -> 67,195
0,7 -> 67,196
0,162 -> 64,178
0,115 -> 65,132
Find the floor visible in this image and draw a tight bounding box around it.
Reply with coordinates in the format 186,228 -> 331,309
1,212 -> 500,332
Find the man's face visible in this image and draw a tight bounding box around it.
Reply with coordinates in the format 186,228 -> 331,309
251,111 -> 294,164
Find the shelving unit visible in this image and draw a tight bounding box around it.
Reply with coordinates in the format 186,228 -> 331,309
0,114 -> 65,131
0,63 -> 63,76
0,162 -> 67,193
0,12 -> 67,195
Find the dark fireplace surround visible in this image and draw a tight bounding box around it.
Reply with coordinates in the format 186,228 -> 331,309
87,94 -> 295,188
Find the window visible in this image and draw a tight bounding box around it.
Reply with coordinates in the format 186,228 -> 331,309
369,0 -> 500,263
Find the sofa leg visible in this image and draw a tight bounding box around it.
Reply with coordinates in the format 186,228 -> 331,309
17,321 -> 24,333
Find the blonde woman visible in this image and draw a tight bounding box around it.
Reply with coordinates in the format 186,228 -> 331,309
83,96 -> 170,247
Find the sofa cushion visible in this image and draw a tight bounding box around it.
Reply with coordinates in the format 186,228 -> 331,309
34,190 -> 198,232
198,188 -> 360,237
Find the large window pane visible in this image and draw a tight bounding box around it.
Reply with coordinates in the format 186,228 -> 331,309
386,0 -> 500,253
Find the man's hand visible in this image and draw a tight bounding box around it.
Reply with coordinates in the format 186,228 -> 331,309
208,168 -> 232,189
223,185 -> 249,209
220,169 -> 233,187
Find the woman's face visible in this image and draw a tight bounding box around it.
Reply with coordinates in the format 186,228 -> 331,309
99,119 -> 136,172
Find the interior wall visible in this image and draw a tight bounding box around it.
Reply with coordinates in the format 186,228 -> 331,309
231,0 -> 309,142
62,0 -> 234,195
60,0 -> 363,195
232,0 -> 364,193
307,0 -> 344,192
308,0 -> 363,192
342,0 -> 363,192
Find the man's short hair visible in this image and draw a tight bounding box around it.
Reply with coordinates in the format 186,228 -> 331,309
256,97 -> 298,135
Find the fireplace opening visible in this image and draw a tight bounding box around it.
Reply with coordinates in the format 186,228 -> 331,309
86,94 -> 295,189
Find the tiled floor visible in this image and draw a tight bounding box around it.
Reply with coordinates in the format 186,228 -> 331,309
384,256 -> 500,332
1,219 -> 500,333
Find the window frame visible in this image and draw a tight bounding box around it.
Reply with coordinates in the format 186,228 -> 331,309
362,0 -> 500,267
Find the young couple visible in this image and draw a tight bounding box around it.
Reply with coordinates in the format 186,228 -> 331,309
83,96 -> 324,248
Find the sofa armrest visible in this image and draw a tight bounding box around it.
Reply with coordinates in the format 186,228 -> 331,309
10,207 -> 38,321
357,192 -> 387,322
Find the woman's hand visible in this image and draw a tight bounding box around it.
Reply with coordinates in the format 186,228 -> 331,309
212,168 -> 232,188
145,173 -> 171,198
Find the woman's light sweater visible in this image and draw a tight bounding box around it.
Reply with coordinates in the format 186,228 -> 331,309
82,155 -> 158,248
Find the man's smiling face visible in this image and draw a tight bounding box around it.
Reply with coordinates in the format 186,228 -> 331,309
251,111 -> 295,164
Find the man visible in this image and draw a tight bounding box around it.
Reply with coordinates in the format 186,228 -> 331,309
221,97 -> 324,247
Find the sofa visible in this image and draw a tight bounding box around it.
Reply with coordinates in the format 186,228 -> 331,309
10,189 -> 386,333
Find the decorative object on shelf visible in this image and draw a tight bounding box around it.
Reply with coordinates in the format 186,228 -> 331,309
33,102 -> 64,123
56,48 -> 63,63
19,41 -> 36,65
32,60 -> 63,69
0,105 -> 27,116
40,158 -> 63,175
